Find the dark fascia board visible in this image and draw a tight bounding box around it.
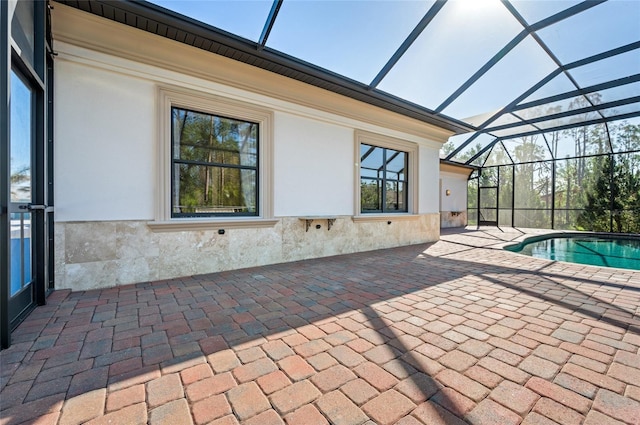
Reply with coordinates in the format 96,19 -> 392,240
56,0 -> 475,135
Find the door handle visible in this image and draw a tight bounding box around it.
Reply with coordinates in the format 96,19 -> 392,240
18,204 -> 48,211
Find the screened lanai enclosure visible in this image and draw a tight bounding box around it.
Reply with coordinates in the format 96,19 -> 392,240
446,119 -> 640,233
56,0 -> 640,235
429,0 -> 640,234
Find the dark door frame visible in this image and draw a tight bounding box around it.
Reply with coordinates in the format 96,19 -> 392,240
1,0 -> 10,349
477,167 -> 499,227
1,0 -> 53,349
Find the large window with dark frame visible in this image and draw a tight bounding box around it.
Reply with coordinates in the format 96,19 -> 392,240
360,143 -> 408,213
171,107 -> 259,217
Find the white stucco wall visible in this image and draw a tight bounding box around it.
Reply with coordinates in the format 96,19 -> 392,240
54,60 -> 348,223
54,60 -> 156,222
418,146 -> 441,214
274,112 -> 354,216
55,55 -> 444,223
440,171 -> 468,212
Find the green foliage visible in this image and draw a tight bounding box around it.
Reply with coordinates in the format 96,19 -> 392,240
360,181 -> 380,211
576,156 -> 617,231
576,123 -> 640,233
577,155 -> 640,233
441,141 -> 456,157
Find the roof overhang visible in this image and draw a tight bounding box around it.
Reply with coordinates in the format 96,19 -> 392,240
440,160 -> 476,178
53,0 -> 475,135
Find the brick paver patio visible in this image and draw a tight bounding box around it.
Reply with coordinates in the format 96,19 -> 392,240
1,227 -> 639,424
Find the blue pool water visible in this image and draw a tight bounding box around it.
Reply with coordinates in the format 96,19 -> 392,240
506,235 -> 640,270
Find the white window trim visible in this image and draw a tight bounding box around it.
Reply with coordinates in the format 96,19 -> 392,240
149,85 -> 276,232
353,130 -> 419,220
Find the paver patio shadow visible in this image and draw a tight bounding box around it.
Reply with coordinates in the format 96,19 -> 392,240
1,228 -> 639,424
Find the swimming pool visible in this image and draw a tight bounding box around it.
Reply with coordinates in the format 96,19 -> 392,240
505,234 -> 640,270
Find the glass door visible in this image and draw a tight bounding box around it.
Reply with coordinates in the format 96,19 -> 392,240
2,0 -> 51,348
8,69 -> 35,326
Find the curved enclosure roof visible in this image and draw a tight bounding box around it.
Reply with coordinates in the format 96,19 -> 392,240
60,0 -> 640,166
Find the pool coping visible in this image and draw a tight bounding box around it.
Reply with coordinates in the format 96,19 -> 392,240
503,230 -> 640,271
504,231 -> 640,252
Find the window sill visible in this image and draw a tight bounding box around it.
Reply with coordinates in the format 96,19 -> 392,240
147,218 -> 279,232
352,214 -> 420,223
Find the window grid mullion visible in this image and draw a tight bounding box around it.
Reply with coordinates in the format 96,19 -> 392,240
173,158 -> 257,171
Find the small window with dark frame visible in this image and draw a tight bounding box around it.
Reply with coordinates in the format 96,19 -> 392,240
171,107 -> 259,217
360,143 -> 408,213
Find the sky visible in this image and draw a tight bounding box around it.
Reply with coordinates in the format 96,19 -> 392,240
10,70 -> 32,203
